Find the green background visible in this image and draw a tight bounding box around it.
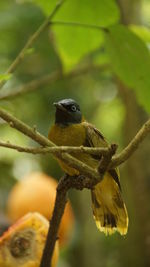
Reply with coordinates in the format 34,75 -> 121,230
0,0 -> 150,266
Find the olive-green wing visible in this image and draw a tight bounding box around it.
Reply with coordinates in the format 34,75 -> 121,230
82,121 -> 108,149
82,121 -> 121,190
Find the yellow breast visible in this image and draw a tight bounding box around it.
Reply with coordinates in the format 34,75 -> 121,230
48,124 -> 88,175
48,124 -> 86,147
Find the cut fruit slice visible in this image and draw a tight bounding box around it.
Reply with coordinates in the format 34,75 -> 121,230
0,212 -> 59,267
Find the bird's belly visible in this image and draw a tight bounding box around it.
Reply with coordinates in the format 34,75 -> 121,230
48,124 -> 86,146
48,124 -> 98,175
57,152 -> 99,176
57,159 -> 79,176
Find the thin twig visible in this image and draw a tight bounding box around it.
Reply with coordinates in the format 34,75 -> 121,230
40,145 -> 116,267
50,20 -> 107,32
0,108 -> 101,182
0,0 -> 65,90
0,64 -> 107,101
98,144 -> 118,174
0,72 -> 60,101
110,118 -> 150,168
0,109 -> 150,267
0,108 -> 150,172
0,141 -> 109,155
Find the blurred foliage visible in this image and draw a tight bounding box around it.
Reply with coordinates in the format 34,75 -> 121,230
106,24 -> 150,112
0,0 -> 150,267
32,0 -> 120,70
130,24 -> 150,43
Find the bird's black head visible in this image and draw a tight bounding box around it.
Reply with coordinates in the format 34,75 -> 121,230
53,99 -> 82,126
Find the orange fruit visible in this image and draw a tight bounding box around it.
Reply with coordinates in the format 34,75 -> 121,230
0,212 -> 59,267
7,172 -> 74,246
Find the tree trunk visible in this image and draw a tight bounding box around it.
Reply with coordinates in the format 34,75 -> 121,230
117,0 -> 142,24
117,1 -> 150,266
118,82 -> 150,267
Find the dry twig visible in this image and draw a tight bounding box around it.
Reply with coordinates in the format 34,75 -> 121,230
0,0 -> 65,90
0,64 -> 107,101
110,118 -> 150,168
0,108 -> 102,182
0,107 -> 150,267
0,140 -> 109,156
0,109 -> 149,171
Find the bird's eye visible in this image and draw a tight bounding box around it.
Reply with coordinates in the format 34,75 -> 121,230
71,105 -> 77,112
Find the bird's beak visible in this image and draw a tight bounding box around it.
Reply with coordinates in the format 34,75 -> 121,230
53,102 -> 66,111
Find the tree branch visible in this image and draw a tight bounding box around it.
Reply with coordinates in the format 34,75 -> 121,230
0,108 -> 102,182
110,118 -> 150,168
40,145 -> 115,267
0,108 -> 150,172
0,64 -> 107,101
0,72 -> 60,101
0,0 -> 65,90
0,109 -> 150,267
0,140 -> 109,156
40,175 -> 68,267
40,118 -> 150,267
40,174 -> 97,267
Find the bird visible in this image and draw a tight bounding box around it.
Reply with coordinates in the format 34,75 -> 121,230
48,98 -> 128,235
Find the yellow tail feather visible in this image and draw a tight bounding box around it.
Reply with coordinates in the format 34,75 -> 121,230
91,173 -> 128,236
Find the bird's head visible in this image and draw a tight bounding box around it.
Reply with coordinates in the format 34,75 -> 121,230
53,99 -> 82,126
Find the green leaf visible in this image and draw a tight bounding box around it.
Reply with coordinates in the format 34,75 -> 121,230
32,0 -> 120,70
34,0 -> 120,26
0,73 -> 12,82
130,25 -> 150,44
53,27 -> 104,70
106,24 -> 150,112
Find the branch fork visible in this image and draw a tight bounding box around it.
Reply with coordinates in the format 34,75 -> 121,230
40,143 -> 118,267
2,0 -> 149,265
0,0 -> 150,262
0,108 -> 150,266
